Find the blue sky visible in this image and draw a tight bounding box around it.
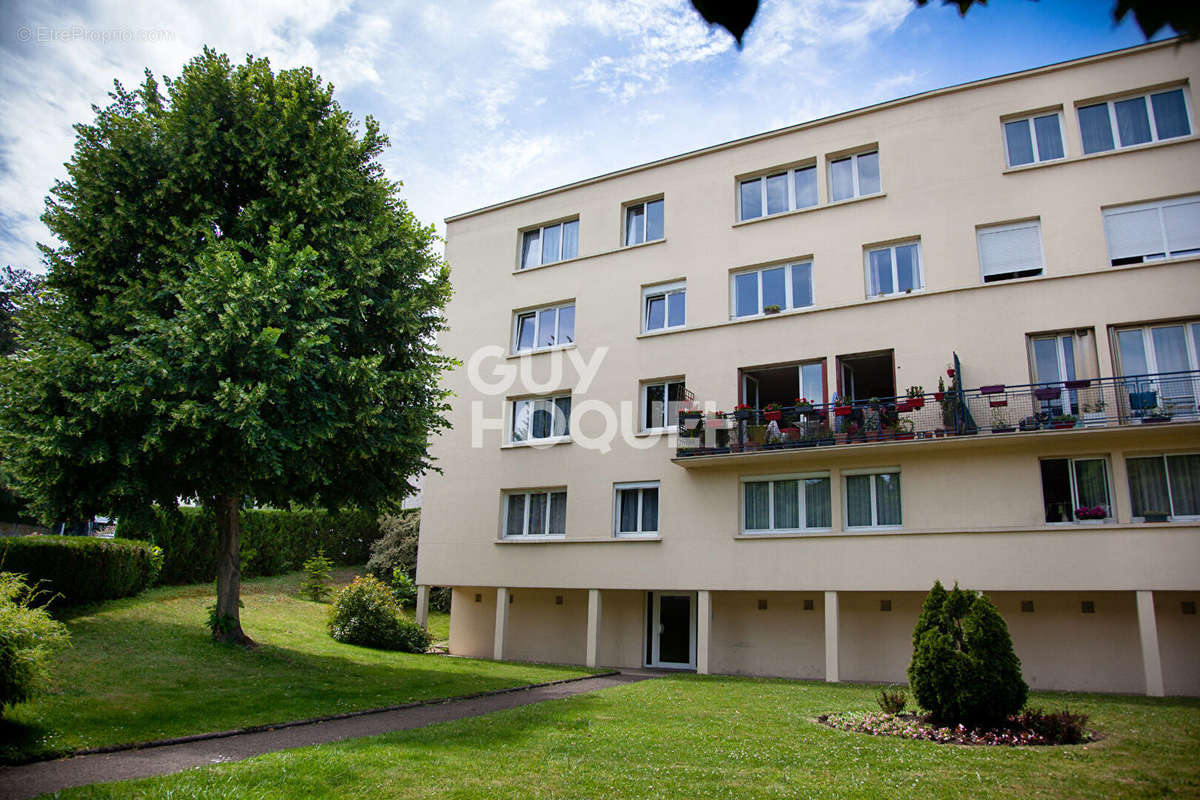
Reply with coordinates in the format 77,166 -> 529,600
0,0 -> 1173,270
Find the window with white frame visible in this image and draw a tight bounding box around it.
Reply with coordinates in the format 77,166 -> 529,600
731,261 -> 814,318
1040,457 -> 1111,523
978,220 -> 1045,282
1077,87 -> 1192,155
743,473 -> 832,533
1102,195 -> 1200,266
641,379 -> 686,431
511,395 -> 571,443
738,164 -> 818,221
614,482 -> 660,536
829,150 -> 880,202
844,470 -> 901,529
503,489 -> 567,538
513,302 -> 575,353
625,199 -> 664,245
643,282 -> 685,332
520,219 -> 579,269
1126,454 -> 1200,520
864,241 -> 922,298
1115,319 -> 1200,414
1003,112 -> 1065,167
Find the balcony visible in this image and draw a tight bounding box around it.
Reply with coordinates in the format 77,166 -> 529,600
674,370 -> 1200,462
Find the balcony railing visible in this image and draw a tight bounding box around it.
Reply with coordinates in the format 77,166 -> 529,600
675,370 -> 1200,458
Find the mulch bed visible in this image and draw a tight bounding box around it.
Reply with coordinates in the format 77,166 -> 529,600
817,711 -> 1095,746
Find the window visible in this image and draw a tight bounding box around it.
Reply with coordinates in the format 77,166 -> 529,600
829,151 -> 880,202
503,490 -> 567,538
1115,320 -> 1200,414
520,219 -> 579,269
864,242 -> 922,298
643,282 -> 685,332
1127,454 -> 1200,520
844,470 -> 901,529
511,395 -> 571,443
738,164 -> 818,221
1040,458 -> 1111,523
731,261 -> 814,318
1003,112 -> 1065,167
1078,87 -> 1191,155
978,220 -> 1044,282
642,379 -> 686,431
743,473 -> 832,533
614,482 -> 659,536
1030,331 -> 1097,416
1102,195 -> 1200,266
513,302 -> 575,353
625,199 -> 664,245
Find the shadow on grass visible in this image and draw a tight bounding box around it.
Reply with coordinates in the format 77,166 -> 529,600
0,612 -> 589,766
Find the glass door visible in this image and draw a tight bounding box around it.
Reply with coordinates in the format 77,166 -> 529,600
1117,322 -> 1200,417
648,592 -> 696,669
1031,334 -> 1078,415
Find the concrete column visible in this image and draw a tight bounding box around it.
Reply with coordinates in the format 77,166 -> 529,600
586,589 -> 602,668
828,467 -> 843,532
824,590 -> 840,683
1109,450 -> 1130,523
494,587 -> 510,661
415,584 -> 430,630
697,590 -> 712,675
1136,590 -> 1165,697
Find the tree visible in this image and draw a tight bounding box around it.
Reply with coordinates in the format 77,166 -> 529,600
0,49 -> 452,644
692,0 -> 1198,46
907,580 -> 1028,726
0,268 -> 42,524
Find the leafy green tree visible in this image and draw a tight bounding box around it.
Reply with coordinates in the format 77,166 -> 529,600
0,49 -> 452,644
299,549 -> 335,602
908,580 -> 1028,725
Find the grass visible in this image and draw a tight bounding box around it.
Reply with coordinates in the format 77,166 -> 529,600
0,568 -> 592,765
50,675 -> 1200,799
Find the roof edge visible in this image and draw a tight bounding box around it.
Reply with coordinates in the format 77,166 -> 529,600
445,37 -> 1184,224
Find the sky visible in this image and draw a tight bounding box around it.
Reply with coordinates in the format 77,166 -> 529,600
0,0 -> 1175,272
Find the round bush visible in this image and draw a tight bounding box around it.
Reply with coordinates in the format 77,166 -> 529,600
908,580 -> 1028,726
0,571 -> 70,712
328,575 -> 430,653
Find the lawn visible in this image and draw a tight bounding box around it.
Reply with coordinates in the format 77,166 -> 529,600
50,675 -> 1200,799
0,568 -> 592,765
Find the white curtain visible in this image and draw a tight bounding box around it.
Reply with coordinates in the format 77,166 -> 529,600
1167,455 -> 1200,516
1127,457 -> 1170,516
1073,459 -> 1110,514
618,489 -> 639,533
846,475 -> 872,527
640,488 -> 659,533
548,492 -> 567,535
805,478 -> 832,528
875,473 -> 902,526
772,480 -> 799,529
506,494 -> 526,536
744,482 -> 770,530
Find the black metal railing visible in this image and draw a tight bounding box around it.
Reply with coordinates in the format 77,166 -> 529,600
674,370 -> 1200,457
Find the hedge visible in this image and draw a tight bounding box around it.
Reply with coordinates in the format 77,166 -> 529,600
0,536 -> 162,607
117,507 -> 382,585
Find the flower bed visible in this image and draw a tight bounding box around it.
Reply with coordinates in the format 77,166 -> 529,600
817,710 -> 1094,746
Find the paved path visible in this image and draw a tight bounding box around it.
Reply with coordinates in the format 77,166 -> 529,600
0,672 -> 654,800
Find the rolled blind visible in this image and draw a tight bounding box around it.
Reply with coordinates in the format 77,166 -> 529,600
1162,198 -> 1200,255
978,223 -> 1043,276
1104,206 -> 1163,261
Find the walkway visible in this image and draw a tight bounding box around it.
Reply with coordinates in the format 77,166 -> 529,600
0,671 -> 654,800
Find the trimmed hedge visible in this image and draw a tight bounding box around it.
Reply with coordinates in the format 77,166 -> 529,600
0,536 -> 162,607
117,507 -> 381,585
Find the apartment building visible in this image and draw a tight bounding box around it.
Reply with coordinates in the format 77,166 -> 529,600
416,39 -> 1200,696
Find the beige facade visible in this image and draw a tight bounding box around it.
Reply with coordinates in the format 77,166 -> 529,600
418,41 -> 1200,696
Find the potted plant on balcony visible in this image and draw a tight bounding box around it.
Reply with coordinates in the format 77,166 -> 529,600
1141,509 -> 1170,523
705,411 -> 733,429
1051,413 -> 1077,429
1034,386 -> 1061,401
1019,415 -> 1040,431
763,402 -> 783,422
1074,505 -> 1107,523
1142,402 -> 1173,424
934,377 -> 945,402
905,385 -> 925,409
811,423 -> 835,446
733,403 -> 754,421
747,423 -> 768,446
794,396 -> 814,413
991,408 -> 1015,433
679,408 -> 704,430
894,418 -> 916,440
763,304 -> 781,315
1080,400 -> 1107,428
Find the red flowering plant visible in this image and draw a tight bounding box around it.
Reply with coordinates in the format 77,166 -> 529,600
1075,506 -> 1107,520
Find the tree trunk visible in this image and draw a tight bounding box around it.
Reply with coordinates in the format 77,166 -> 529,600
214,494 -> 253,645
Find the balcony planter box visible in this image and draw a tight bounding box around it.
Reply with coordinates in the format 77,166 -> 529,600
989,399 -> 1008,407
934,428 -> 946,437
1051,421 -> 1076,430
896,401 -> 913,412
763,410 -> 782,422
1064,379 -> 1091,389
933,392 -> 944,402
733,409 -> 753,421
795,404 -> 814,415
1081,411 -> 1107,428
1034,388 -> 1061,401
894,432 -> 915,440
1141,414 -> 1172,424
980,384 -> 1005,395
908,397 -> 925,409
814,436 -> 836,447
1142,512 -> 1170,523
705,418 -> 733,429
679,415 -> 703,430
834,406 -> 852,417
676,437 -> 701,450
784,428 -> 804,442
1019,416 -> 1040,431
992,425 -> 1015,433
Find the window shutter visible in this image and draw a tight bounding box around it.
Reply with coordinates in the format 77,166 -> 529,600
1103,207 -> 1163,261
978,223 -> 1043,277
1163,199 -> 1200,255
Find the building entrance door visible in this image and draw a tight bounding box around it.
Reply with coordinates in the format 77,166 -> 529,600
647,592 -> 696,669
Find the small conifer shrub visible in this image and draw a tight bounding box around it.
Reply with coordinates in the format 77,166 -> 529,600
907,580 -> 1028,726
298,549 -> 334,602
